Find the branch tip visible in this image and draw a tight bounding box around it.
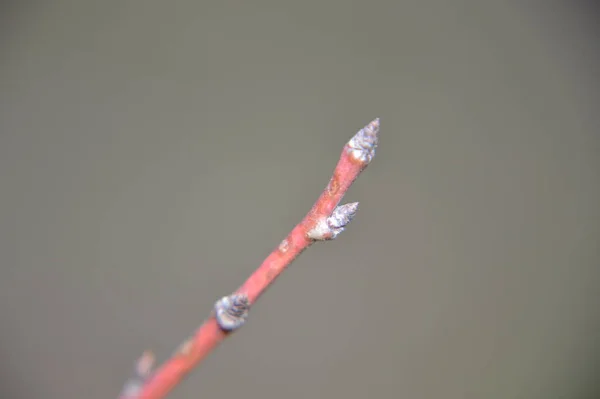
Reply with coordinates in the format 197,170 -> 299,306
347,118 -> 380,165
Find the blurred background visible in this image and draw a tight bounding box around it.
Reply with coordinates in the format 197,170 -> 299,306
1,1 -> 599,398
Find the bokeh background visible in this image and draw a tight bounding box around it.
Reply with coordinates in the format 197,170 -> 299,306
1,2 -> 599,398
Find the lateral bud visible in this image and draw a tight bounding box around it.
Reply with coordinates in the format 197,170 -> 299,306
118,351 -> 155,398
214,293 -> 250,331
307,202 -> 359,241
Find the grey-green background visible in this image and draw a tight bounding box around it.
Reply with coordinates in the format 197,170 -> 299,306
1,2 -> 598,398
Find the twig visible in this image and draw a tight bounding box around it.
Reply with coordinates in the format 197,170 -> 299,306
118,118 -> 381,399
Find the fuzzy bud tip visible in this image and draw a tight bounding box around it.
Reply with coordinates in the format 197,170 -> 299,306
347,118 -> 380,164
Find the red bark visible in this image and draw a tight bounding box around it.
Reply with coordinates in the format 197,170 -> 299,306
120,118 -> 380,399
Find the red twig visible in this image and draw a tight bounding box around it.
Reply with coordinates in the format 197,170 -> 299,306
119,118 -> 380,399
